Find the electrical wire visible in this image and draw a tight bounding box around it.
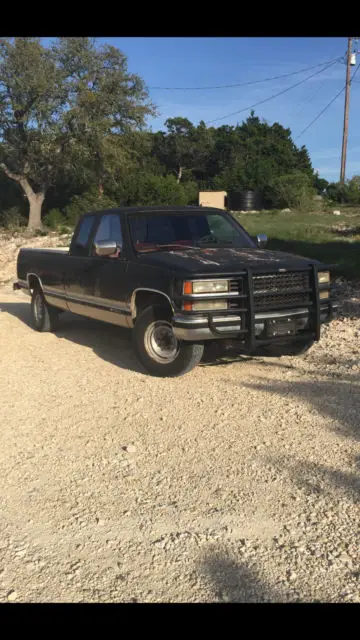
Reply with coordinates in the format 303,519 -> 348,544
290,59 -> 339,119
295,63 -> 360,141
204,59 -> 341,125
149,56 -> 342,91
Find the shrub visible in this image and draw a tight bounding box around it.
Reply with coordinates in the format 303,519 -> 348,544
43,208 -> 65,229
58,225 -> 71,235
0,207 -> 27,229
270,172 -> 315,211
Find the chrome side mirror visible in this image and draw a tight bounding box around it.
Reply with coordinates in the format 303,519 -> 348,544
94,240 -> 119,257
257,233 -> 268,249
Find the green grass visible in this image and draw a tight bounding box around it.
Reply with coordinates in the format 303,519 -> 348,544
232,207 -> 360,279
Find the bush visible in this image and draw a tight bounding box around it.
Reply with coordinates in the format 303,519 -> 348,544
0,207 -> 27,229
270,172 -> 315,211
43,208 -> 66,229
58,225 -> 71,235
64,186 -> 118,225
325,182 -> 348,204
325,178 -> 360,205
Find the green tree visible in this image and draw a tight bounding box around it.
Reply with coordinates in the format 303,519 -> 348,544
0,37 -> 155,229
154,117 -> 196,183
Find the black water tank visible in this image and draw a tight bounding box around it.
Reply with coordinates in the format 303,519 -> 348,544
230,189 -> 263,211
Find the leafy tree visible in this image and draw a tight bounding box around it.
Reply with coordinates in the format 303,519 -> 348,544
64,185 -> 118,226
112,172 -> 196,207
153,117 -> 197,183
0,37 -> 155,228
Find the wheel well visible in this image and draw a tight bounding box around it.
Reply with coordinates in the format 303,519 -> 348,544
27,274 -> 42,292
132,290 -> 173,321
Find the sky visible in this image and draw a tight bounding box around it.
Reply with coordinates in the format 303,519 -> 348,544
96,37 -> 359,183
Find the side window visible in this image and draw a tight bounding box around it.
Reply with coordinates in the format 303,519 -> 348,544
73,215 -> 95,256
208,215 -> 234,241
93,214 -> 123,248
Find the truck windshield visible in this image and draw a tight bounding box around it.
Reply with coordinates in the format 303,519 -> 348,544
128,212 -> 255,253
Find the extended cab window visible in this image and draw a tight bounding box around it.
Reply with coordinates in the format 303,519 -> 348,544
73,215 -> 95,256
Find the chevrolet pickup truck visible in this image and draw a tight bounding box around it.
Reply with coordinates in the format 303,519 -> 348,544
14,205 -> 338,377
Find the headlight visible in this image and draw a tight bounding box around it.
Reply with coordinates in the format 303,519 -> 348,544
318,271 -> 330,284
184,280 -> 229,294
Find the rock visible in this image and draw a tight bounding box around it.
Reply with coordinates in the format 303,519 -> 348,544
281,208 -> 291,213
96,518 -> 105,526
7,590 -> 18,601
123,444 -> 137,454
288,571 -> 297,582
333,210 -> 341,216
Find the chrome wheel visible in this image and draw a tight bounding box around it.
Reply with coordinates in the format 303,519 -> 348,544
34,293 -> 44,326
144,320 -> 179,364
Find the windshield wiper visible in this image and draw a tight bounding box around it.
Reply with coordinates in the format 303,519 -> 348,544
197,240 -> 234,247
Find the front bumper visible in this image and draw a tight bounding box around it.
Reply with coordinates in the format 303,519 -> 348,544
173,301 -> 339,343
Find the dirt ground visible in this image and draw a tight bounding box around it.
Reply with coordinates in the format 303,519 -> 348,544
0,263 -> 359,602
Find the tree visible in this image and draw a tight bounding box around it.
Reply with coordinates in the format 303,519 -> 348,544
0,37 -> 155,228
313,173 -> 329,195
154,117 -> 195,183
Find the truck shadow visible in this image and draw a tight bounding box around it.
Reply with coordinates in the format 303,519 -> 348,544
240,377 -> 360,443
1,299 -> 256,373
200,552 -> 288,602
0,300 -> 147,375
226,375 -> 360,503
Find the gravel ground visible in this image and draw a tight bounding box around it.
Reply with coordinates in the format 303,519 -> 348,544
0,273 -> 359,603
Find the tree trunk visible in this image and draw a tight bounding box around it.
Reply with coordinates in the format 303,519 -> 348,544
0,163 -> 45,230
177,166 -> 182,183
28,192 -> 45,230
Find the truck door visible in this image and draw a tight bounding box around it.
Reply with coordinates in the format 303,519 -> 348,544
67,212 -> 131,327
65,213 -> 97,313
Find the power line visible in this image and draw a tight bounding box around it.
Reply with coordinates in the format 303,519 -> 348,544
295,62 -> 360,142
150,56 -> 342,91
204,59 -> 341,125
290,60 -> 339,119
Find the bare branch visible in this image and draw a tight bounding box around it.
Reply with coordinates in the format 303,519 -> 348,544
0,162 -> 23,182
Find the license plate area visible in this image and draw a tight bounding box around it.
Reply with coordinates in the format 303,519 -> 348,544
267,317 -> 297,337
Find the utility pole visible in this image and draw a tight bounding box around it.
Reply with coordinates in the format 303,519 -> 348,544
340,37 -> 353,184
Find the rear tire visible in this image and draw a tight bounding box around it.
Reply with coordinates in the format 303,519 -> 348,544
133,305 -> 204,377
31,288 -> 60,332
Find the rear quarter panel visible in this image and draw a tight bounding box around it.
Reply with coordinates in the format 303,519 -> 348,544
17,248 -> 69,309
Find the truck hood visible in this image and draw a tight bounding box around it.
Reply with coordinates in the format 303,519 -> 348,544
136,247 -> 320,275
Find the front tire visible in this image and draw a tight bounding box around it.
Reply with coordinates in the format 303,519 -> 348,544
31,288 -> 60,332
133,305 -> 204,377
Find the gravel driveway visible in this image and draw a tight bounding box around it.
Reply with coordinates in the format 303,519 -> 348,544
0,283 -> 359,603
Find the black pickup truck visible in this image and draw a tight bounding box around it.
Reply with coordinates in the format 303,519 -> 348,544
14,205 -> 338,377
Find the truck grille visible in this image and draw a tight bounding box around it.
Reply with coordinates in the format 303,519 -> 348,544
253,271 -> 311,310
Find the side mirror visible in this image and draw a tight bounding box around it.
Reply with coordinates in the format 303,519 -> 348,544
257,233 -> 268,249
94,240 -> 119,257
